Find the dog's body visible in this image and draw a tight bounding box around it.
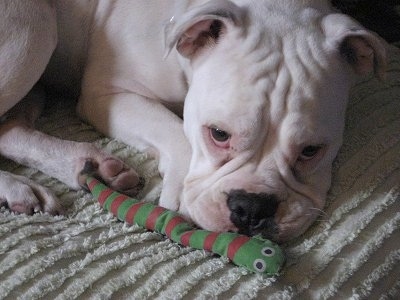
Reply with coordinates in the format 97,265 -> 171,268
0,0 -> 386,242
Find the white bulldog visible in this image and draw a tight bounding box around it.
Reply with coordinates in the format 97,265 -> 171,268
0,0 -> 386,242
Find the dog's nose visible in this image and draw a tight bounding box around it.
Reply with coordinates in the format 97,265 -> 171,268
227,189 -> 279,236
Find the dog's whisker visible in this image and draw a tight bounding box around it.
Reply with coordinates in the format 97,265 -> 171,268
304,213 -> 329,225
309,207 -> 329,217
308,207 -> 330,222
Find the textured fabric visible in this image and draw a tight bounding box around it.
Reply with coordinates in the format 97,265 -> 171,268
0,46 -> 399,300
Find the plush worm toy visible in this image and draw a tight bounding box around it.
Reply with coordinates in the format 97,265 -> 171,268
86,177 -> 285,274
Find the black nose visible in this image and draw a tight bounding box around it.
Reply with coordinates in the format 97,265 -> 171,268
227,189 -> 279,237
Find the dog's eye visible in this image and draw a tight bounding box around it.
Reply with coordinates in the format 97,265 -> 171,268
299,145 -> 322,161
210,127 -> 231,147
211,127 -> 230,142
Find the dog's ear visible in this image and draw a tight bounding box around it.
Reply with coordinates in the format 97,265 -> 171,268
323,14 -> 387,80
164,0 -> 245,59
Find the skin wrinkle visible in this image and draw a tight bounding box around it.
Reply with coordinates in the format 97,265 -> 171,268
304,33 -> 334,84
295,37 -> 313,85
245,32 -> 284,88
283,37 -> 311,101
279,34 -> 330,127
305,12 -> 334,74
305,36 -> 326,82
270,61 -> 290,128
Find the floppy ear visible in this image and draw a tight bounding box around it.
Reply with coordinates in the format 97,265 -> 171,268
164,0 -> 245,59
322,14 -> 387,79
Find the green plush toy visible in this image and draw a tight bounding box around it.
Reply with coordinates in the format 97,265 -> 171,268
86,177 -> 285,275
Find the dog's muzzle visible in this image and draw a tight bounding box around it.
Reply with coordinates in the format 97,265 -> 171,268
227,189 -> 279,238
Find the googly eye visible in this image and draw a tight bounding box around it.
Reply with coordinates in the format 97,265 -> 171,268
262,247 -> 275,257
253,259 -> 267,272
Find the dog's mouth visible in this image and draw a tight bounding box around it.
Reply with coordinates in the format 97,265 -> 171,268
182,166 -> 325,243
234,217 -> 280,240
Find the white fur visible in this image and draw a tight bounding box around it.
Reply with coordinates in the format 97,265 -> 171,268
0,0 -> 386,241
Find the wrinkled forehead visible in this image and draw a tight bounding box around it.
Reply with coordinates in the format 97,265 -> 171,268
193,30 -> 340,116
188,5 -> 352,134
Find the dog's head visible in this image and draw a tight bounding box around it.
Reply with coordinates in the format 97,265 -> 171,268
165,0 -> 386,242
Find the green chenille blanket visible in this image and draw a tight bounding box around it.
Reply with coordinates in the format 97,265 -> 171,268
0,45 -> 399,300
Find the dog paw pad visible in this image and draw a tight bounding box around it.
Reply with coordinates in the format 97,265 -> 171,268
79,157 -> 144,197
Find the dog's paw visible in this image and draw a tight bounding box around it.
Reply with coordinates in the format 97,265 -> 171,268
77,149 -> 145,197
0,172 -> 63,215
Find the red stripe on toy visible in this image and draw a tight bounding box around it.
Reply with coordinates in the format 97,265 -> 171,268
87,179 -> 98,191
227,236 -> 251,260
110,195 -> 129,216
125,202 -> 146,225
145,207 -> 166,230
165,216 -> 186,237
180,230 -> 194,246
98,188 -> 114,206
204,232 -> 219,252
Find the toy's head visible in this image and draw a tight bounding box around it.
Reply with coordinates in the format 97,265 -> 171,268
235,237 -> 283,274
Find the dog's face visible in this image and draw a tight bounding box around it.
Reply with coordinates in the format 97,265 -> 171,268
166,0 -> 386,242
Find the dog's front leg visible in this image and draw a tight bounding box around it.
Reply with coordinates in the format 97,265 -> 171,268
78,93 -> 191,211
0,89 -> 143,213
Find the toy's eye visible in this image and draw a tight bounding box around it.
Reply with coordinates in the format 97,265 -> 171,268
253,259 -> 267,272
262,247 -> 275,257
